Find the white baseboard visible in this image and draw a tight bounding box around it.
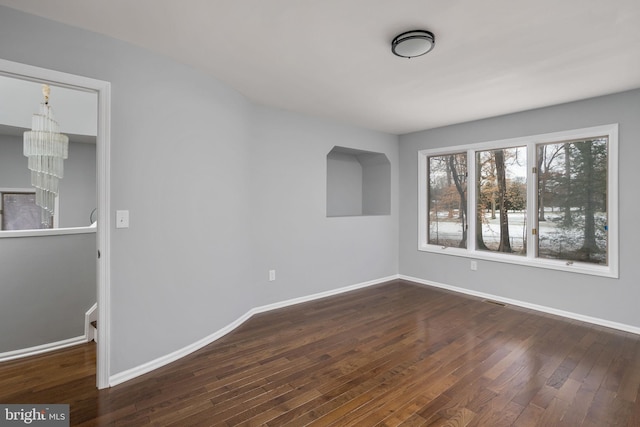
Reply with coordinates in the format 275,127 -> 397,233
399,275 -> 640,335
85,303 -> 98,343
109,275 -> 399,387
0,336 -> 87,363
251,275 -> 399,315
0,303 -> 97,363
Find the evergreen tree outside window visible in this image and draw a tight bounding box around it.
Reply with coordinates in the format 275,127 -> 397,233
536,138 -> 608,265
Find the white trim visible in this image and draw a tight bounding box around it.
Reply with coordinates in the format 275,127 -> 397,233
467,149 -> 477,253
85,303 -> 98,343
417,124 -> 619,278
606,124 -> 619,278
0,187 -> 39,192
0,58 -> 112,389
0,336 -> 87,363
399,275 -> 640,335
251,275 -> 398,313
417,153 -> 428,248
0,226 -> 95,238
95,77 -> 111,390
526,143 -> 537,258
109,275 -> 399,387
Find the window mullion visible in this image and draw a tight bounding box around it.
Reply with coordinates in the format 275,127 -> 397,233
467,149 -> 476,252
527,142 -> 538,259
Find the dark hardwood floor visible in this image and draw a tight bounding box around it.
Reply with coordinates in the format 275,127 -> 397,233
1,280 -> 639,426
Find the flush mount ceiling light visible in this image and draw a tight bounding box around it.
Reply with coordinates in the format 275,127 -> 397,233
391,30 -> 435,59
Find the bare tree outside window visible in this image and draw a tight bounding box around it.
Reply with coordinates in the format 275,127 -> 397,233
427,153 -> 467,248
476,146 -> 527,255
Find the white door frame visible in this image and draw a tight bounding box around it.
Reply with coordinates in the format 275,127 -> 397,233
0,58 -> 112,388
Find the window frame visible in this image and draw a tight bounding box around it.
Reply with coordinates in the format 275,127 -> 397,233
0,188 -> 59,230
425,152 -> 468,249
0,187 -> 95,239
418,124 -> 618,278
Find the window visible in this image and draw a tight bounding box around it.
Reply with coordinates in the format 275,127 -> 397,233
476,146 -> 527,255
0,191 -> 52,230
536,138 -> 608,265
427,153 -> 467,248
418,124 -> 618,278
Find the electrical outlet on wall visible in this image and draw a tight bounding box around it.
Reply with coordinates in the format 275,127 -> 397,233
470,261 -> 478,271
269,270 -> 276,281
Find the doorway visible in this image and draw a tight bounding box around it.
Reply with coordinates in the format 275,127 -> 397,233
0,58 -> 111,388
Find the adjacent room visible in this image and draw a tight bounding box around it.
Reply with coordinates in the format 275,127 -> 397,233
1,1 -> 639,425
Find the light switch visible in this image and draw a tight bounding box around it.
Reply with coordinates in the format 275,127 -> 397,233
116,210 -> 129,228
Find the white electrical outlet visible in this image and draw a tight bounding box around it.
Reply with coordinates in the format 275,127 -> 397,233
269,270 -> 276,281
470,261 -> 478,271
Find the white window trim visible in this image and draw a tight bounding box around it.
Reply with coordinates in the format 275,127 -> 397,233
418,124 -> 618,278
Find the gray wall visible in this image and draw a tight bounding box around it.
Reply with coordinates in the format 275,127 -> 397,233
0,233 -> 96,352
0,134 -> 27,188
0,6 -> 399,375
0,134 -> 96,228
399,89 -> 640,328
361,153 -> 391,216
327,150 -> 363,216
0,133 -> 96,354
250,106 -> 398,305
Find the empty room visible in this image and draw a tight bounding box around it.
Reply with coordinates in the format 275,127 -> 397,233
1,1 -> 639,426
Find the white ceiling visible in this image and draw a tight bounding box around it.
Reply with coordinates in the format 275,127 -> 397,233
1,0 -> 639,134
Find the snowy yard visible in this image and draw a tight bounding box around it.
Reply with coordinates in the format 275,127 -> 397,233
429,209 -> 606,263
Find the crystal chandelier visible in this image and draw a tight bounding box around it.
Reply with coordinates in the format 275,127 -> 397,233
23,84 -> 69,227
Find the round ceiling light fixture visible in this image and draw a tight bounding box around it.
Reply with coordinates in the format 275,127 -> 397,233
391,30 -> 435,58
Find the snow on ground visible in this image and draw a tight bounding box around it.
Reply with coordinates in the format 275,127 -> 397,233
429,209 -> 606,262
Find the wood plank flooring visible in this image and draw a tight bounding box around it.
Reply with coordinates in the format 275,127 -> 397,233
1,279 -> 639,426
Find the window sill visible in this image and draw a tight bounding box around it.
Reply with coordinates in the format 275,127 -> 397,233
418,244 -> 617,279
0,224 -> 96,239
